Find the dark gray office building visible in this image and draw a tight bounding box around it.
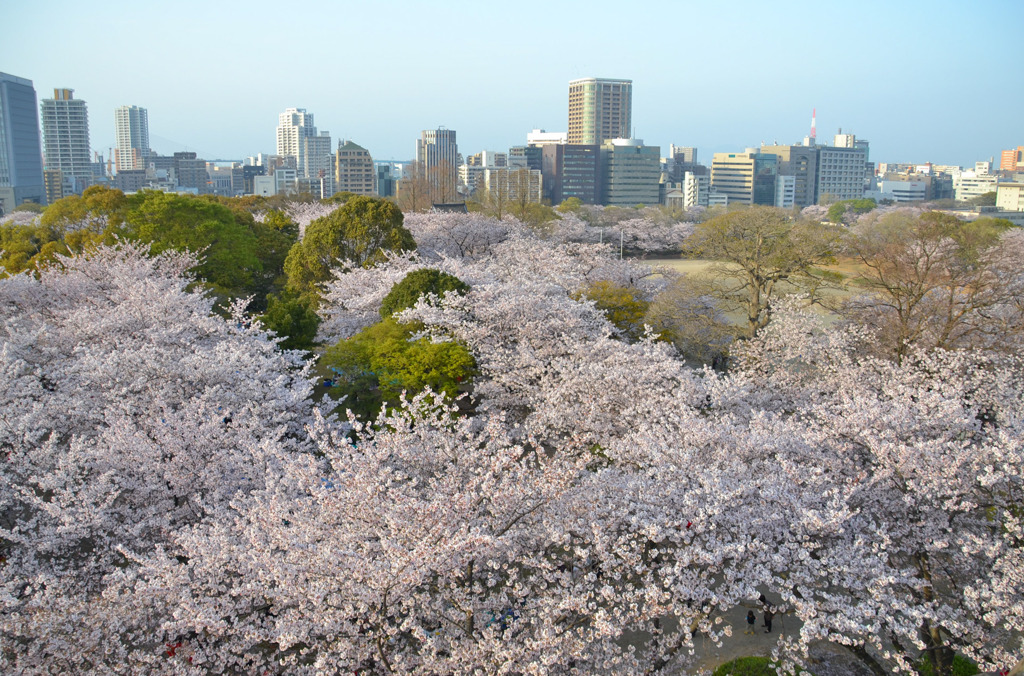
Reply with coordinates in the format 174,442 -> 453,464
0,72 -> 46,213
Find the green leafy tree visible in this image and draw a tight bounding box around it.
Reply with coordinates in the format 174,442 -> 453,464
40,185 -> 128,231
322,318 -> 475,420
120,190 -> 261,299
574,281 -> 651,342
323,191 -> 356,205
258,291 -> 320,352
684,206 -> 840,337
967,191 -> 996,207
247,210 -> 300,310
827,197 -> 877,224
379,268 -> 470,319
556,196 -> 584,214
284,195 -> 414,305
644,275 -> 737,365
12,202 -> 44,214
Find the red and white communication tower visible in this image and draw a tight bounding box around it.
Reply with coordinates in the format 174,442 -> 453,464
810,108 -> 817,141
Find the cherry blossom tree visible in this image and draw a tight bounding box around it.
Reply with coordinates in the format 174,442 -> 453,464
0,243 -> 316,673
723,303 -> 1024,675
403,211 -> 511,260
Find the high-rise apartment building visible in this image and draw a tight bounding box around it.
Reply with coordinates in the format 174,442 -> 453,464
416,128 -> 459,202
276,108 -> 318,177
568,78 -> 632,146
114,105 -> 150,171
335,140 -> 375,195
40,88 -> 92,194
0,72 -> 45,212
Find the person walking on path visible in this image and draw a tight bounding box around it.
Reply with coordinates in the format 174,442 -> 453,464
745,610 -> 756,635
763,607 -> 774,633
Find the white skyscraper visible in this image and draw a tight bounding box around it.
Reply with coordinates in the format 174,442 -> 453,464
114,105 -> 150,171
40,88 -> 92,193
276,108 -> 318,176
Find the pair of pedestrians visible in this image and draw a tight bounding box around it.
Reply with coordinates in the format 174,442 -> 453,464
743,597 -> 775,634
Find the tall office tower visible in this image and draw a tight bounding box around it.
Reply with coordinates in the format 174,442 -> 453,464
0,72 -> 46,212
276,108 -> 318,177
335,140 -> 376,195
710,151 -> 778,206
416,128 -> 459,202
40,88 -> 92,194
567,78 -> 632,146
114,105 -> 150,171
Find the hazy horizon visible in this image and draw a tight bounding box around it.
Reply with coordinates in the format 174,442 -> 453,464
3,0 -> 1020,168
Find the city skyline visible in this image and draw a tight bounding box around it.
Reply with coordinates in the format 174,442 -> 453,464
2,0 -> 1020,167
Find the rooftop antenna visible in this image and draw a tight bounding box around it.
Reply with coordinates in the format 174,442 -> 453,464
810,108 -> 817,140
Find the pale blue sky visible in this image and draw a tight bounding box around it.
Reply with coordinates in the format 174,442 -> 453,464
3,0 -> 1019,167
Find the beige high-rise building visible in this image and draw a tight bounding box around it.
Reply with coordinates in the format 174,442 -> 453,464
568,78 -> 632,146
335,140 -> 375,195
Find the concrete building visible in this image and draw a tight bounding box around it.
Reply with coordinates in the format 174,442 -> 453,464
302,132 -> 334,194
482,167 -> 543,205
253,175 -> 276,197
541,143 -> 601,205
995,182 -> 1024,211
508,145 -> 543,173
775,174 -> 796,208
276,108 -> 318,177
242,165 -> 265,194
599,138 -> 660,207
173,151 -> 208,193
954,172 -> 1001,202
273,167 -> 298,195
335,140 -> 376,195
669,145 -> 697,164
416,128 -> 459,202
683,171 -> 710,208
710,151 -> 778,205
664,171 -> 710,210
999,146 -> 1023,172
871,180 -> 928,203
568,78 -> 632,146
43,169 -> 63,205
114,105 -> 150,171
460,150 -> 506,195
759,144 -> 819,208
375,164 -> 395,198
40,88 -> 92,194
0,72 -> 46,213
816,145 -> 868,202
526,129 -> 567,146
112,169 -> 148,193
